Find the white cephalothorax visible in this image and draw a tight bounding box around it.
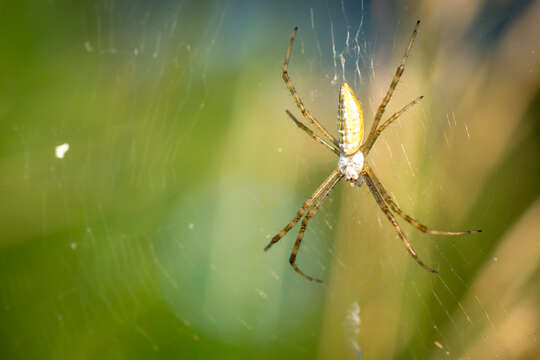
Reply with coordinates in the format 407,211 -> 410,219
338,151 -> 364,183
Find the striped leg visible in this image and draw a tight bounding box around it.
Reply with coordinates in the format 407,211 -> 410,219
362,21 -> 421,154
283,26 -> 339,147
363,169 -> 438,274
265,169 -> 341,251
286,110 -> 340,155
366,165 -> 481,235
369,96 -> 424,146
289,170 -> 343,282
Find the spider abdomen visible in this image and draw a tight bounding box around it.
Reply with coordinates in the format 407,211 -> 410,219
338,83 -> 364,155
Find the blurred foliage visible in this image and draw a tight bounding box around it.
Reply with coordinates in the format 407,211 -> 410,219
1,1 -> 539,359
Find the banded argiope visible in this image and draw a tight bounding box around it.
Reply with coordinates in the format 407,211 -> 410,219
264,21 -> 481,283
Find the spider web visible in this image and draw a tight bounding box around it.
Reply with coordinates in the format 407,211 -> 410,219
1,1 -> 539,359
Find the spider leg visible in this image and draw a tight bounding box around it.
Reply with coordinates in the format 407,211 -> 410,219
366,165 -> 482,235
265,169 -> 341,251
363,169 -> 438,274
290,170 -> 343,282
286,110 -> 341,156
366,96 -> 424,147
283,27 -> 340,147
362,20 -> 421,154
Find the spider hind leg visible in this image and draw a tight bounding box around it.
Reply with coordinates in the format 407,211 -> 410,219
264,170 -> 342,252
363,169 -> 438,274
288,170 -> 343,283
367,165 -> 482,235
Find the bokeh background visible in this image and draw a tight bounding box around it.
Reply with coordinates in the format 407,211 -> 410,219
1,1 -> 540,359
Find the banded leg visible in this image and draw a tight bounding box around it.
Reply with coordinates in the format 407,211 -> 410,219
283,27 -> 339,147
286,110 -> 340,156
366,165 -> 481,235
363,170 -> 438,274
265,169 -> 341,251
370,96 -> 424,145
362,20 -> 421,154
289,170 -> 343,282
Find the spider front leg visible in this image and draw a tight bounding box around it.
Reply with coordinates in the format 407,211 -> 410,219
362,20 -> 421,154
283,26 -> 339,147
285,110 -> 340,155
363,95 -> 424,152
366,165 -> 482,235
363,169 -> 438,273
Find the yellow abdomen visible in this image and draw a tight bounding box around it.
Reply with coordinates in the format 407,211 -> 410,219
338,83 -> 364,155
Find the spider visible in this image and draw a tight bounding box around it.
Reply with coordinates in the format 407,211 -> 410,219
264,20 -> 481,283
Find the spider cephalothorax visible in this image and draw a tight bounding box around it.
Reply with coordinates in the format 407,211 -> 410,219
264,21 -> 481,283
338,151 -> 364,183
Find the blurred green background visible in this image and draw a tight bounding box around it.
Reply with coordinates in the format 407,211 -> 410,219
1,1 -> 540,359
